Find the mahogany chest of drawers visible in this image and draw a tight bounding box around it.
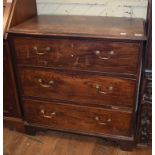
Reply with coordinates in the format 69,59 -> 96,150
8,15 -> 146,150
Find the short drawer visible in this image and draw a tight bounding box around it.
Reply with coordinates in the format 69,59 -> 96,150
14,37 -> 140,74
19,68 -> 136,108
24,99 -> 133,137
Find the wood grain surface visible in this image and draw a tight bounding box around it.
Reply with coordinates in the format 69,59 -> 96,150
19,68 -> 136,109
24,99 -> 133,137
9,0 -> 37,28
3,2 -> 12,38
3,127 -> 152,155
9,15 -> 146,40
3,42 -> 21,118
13,37 -> 140,75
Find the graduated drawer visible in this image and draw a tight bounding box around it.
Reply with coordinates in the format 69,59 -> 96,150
19,68 -> 136,108
24,99 -> 133,137
14,37 -> 140,75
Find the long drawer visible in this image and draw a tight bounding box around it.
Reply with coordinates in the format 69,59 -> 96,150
19,68 -> 136,108
14,37 -> 140,75
24,99 -> 133,137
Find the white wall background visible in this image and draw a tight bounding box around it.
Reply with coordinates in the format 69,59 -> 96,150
36,0 -> 148,19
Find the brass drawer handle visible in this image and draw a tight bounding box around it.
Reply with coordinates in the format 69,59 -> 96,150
38,78 -> 54,88
95,50 -> 114,60
96,84 -> 113,94
41,109 -> 56,119
33,46 -> 51,55
95,116 -> 112,125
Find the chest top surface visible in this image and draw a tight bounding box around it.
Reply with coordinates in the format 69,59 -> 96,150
9,15 -> 146,40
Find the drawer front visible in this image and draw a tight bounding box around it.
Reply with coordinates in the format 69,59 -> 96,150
19,68 -> 136,108
14,37 -> 140,74
24,99 -> 133,137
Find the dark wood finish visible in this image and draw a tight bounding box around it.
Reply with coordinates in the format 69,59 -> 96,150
119,140 -> 135,151
19,68 -> 136,109
7,0 -> 146,150
3,42 -> 21,118
9,0 -> 37,28
3,0 -> 37,39
3,0 -> 24,132
4,117 -> 25,132
9,15 -> 146,40
13,37 -> 140,75
24,99 -> 133,137
24,124 -> 37,136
